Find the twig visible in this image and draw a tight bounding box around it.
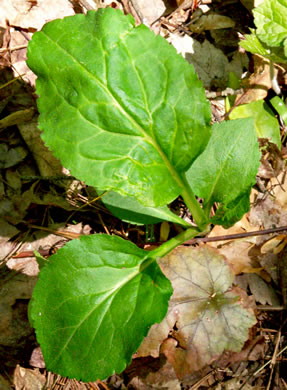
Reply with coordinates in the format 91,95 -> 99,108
184,225 -> 287,245
253,344 -> 287,376
266,330 -> 281,390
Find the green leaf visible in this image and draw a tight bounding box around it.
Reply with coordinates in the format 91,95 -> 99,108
240,29 -> 287,63
229,100 -> 281,148
142,245 -> 256,376
27,8 -> 211,208
185,119 -> 260,207
270,96 -> 287,125
211,191 -> 251,228
29,235 -> 172,381
253,0 -> 287,48
101,190 -> 191,226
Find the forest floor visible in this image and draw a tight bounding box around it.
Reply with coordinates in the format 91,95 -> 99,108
0,0 -> 287,389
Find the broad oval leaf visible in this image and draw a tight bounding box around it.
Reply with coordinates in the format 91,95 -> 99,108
27,8 -> 211,207
230,100 -> 281,148
29,235 -> 172,381
186,118 -> 260,207
100,190 -> 191,226
139,245 -> 256,377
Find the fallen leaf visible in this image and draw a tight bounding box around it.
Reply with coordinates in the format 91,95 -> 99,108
13,365 -> 46,390
130,0 -> 166,24
236,55 -> 273,104
244,273 -> 280,305
170,34 -> 248,89
189,13 -> 235,33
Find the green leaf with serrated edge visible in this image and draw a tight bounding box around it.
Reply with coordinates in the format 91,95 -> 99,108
27,8 -> 211,208
100,190 -> 190,226
253,0 -> 287,48
211,191 -> 251,228
229,100 -> 281,148
186,119 -> 260,207
240,29 -> 287,63
29,235 -> 172,381
157,245 -> 256,375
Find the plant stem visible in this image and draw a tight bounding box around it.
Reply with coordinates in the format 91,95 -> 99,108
148,226 -> 205,259
180,174 -> 209,229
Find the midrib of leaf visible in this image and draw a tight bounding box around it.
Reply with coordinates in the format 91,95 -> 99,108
204,130 -> 244,205
48,262 -> 146,367
41,31 -> 189,197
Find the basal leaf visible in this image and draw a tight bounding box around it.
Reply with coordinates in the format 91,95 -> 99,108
155,245 -> 256,377
186,119 -> 260,207
253,0 -> 287,48
211,191 -> 251,228
29,235 -> 172,381
101,190 -> 191,226
27,8 -> 211,208
229,100 -> 281,148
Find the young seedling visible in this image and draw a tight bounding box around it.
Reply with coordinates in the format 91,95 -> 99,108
27,8 -> 260,381
240,0 -> 287,94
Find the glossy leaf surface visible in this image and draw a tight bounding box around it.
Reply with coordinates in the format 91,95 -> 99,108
230,100 -> 281,148
29,235 -> 172,381
186,119 -> 260,207
101,190 -> 191,226
27,8 -> 211,207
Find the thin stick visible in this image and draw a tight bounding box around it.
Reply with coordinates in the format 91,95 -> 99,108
253,344 -> 287,376
184,225 -> 287,245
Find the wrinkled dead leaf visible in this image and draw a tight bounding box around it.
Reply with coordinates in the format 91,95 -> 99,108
130,0 -> 166,24
14,365 -> 46,390
18,118 -> 62,177
170,34 -> 248,88
0,219 -> 19,260
189,13 -> 235,33
0,143 -> 28,168
238,273 -> 279,306
236,55 -> 273,104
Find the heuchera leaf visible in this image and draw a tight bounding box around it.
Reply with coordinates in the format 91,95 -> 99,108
186,118 -> 260,214
100,190 -> 191,226
143,246 -> 256,377
29,235 -> 172,381
27,8 -> 211,208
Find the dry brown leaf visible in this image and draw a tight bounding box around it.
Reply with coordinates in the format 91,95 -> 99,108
13,365 -> 46,390
236,55 -> 273,104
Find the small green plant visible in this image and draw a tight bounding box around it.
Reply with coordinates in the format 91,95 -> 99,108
27,8 -> 260,381
240,0 -> 287,94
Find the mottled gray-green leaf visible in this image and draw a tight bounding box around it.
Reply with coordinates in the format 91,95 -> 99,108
27,8 -> 211,208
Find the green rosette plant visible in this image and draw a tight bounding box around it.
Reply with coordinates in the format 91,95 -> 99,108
27,8 -> 260,381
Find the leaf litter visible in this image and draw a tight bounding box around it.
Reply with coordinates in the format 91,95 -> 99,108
0,0 -> 286,388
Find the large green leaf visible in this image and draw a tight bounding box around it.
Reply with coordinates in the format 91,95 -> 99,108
229,100 -> 281,148
186,119 -> 260,207
29,235 -> 172,381
27,8 -> 211,208
101,190 -> 191,226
